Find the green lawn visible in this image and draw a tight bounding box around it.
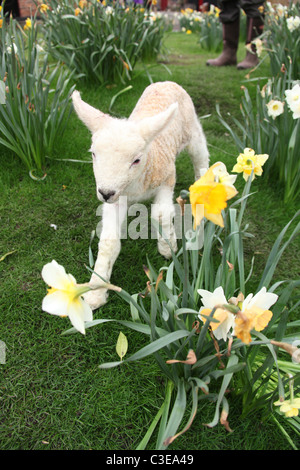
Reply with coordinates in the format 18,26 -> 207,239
0,31 -> 299,450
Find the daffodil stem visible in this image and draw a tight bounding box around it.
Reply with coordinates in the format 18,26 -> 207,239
288,374 -> 294,403
181,215 -> 189,309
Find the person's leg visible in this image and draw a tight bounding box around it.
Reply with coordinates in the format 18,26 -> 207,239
206,0 -> 240,67
237,0 -> 265,69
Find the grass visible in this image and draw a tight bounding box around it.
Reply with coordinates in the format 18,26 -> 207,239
0,30 -> 299,451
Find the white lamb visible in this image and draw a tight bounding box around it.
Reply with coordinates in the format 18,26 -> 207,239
72,81 -> 209,310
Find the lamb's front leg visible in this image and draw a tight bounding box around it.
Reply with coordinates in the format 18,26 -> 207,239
152,185 -> 177,259
84,200 -> 127,310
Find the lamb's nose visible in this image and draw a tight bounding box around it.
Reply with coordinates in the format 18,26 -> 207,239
98,189 -> 116,202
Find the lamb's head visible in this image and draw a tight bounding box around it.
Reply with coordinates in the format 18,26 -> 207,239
72,90 -> 178,203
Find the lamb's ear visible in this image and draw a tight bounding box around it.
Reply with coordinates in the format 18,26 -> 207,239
72,90 -> 110,134
137,102 -> 178,143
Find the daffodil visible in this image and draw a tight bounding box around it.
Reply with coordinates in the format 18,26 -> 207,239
79,0 -> 88,8
232,148 -> 269,181
41,260 -> 93,334
40,3 -> 49,13
234,287 -> 278,344
211,161 -> 237,187
286,15 -> 300,32
285,83 -> 300,107
24,18 -> 32,31
189,162 -> 238,228
274,397 -> 300,417
266,99 -> 285,119
285,84 -> 300,119
246,38 -> 263,57
198,286 -> 235,341
274,376 -> 300,417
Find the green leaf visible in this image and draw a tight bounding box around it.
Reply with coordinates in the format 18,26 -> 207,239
99,330 -> 190,369
116,331 -> 128,361
160,379 -> 187,450
0,250 -> 17,262
205,354 -> 239,429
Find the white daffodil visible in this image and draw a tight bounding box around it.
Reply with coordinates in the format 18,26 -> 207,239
287,16 -> 300,32
6,43 -> 18,55
289,100 -> 300,119
246,38 -> 263,57
198,286 -> 235,341
242,286 -> 278,313
285,83 -> 300,107
266,99 -> 285,119
212,161 -> 237,187
41,260 -> 93,334
276,3 -> 287,17
285,84 -> 300,118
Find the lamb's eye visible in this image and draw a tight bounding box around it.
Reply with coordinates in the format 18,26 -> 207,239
131,158 -> 141,166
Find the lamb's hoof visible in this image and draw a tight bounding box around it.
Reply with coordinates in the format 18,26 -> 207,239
83,288 -> 108,310
158,239 -> 177,259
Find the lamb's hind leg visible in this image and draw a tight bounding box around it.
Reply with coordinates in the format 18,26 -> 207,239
187,117 -> 210,181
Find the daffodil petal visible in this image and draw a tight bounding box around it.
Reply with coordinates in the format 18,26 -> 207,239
205,210 -> 224,227
42,290 -> 70,316
253,309 -> 273,331
224,184 -> 238,200
246,287 -> 278,310
68,299 -> 90,335
41,260 -> 76,290
198,286 -> 227,309
213,312 -> 235,342
197,165 -> 216,184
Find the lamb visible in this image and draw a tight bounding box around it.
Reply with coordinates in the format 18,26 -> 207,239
72,81 -> 209,310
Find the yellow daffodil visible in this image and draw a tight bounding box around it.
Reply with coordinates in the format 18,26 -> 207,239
75,7 -> 82,16
79,0 -> 88,8
234,287 -> 278,344
41,260 -> 93,334
186,30 -> 192,34
189,162 -> 238,228
40,3 -> 49,13
24,18 -> 32,31
232,148 -> 269,181
198,286 -> 235,341
274,397 -> 300,417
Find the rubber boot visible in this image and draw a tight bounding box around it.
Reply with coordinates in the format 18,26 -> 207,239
237,17 -> 264,70
206,19 -> 240,67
